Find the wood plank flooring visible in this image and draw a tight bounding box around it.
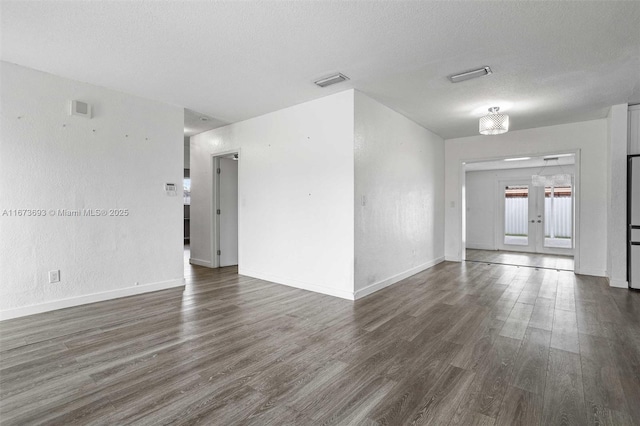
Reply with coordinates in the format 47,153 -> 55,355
466,249 -> 574,271
1,259 -> 640,425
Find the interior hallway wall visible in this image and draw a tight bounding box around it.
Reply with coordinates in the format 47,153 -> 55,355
0,62 -> 184,319
354,91 -> 445,297
606,104 -> 628,288
190,90 -> 355,299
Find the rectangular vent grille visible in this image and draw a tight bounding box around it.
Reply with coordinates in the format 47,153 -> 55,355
314,73 -> 350,88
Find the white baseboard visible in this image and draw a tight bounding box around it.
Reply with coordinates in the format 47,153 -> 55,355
239,268 -> 355,300
0,278 -> 185,321
575,267 -> 606,278
354,257 -> 445,300
607,278 -> 628,289
466,242 -> 495,250
445,256 -> 461,262
190,258 -> 213,268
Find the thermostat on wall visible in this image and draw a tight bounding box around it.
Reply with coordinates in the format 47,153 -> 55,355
165,183 -> 177,196
70,100 -> 92,118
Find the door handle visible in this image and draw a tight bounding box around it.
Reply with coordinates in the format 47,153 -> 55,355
537,220 -> 542,223
530,220 -> 535,223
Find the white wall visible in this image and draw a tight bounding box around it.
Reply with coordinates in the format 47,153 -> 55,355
191,90 -> 355,299
354,91 -> 444,297
629,105 -> 640,155
466,165 -> 574,250
607,104 -> 628,288
445,119 -> 608,277
0,62 -> 184,319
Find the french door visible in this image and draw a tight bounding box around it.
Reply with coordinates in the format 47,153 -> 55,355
499,180 -> 574,255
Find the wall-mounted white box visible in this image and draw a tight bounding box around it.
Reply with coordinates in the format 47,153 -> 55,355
70,100 -> 92,118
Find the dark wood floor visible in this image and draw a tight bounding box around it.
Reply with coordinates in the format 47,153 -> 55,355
466,249 -> 574,271
1,258 -> 640,425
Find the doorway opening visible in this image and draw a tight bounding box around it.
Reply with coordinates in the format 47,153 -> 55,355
183,108 -> 228,274
183,167 -> 192,273
500,181 -> 573,253
463,153 -> 577,271
212,153 -> 239,268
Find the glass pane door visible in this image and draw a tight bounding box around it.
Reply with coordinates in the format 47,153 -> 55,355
504,185 -> 530,246
543,185 -> 573,249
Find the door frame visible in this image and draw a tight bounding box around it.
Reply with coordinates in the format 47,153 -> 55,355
210,150 -> 240,268
461,149 -> 581,272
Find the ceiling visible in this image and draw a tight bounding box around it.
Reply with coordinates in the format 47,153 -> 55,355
184,109 -> 227,137
465,154 -> 575,172
2,1 -> 639,139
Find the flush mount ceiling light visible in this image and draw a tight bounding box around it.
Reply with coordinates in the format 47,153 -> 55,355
479,107 -> 509,135
314,73 -> 349,88
448,66 -> 492,83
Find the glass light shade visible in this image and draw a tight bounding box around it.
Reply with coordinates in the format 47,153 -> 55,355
479,110 -> 509,135
532,174 -> 572,187
552,174 -> 572,186
532,175 -> 549,187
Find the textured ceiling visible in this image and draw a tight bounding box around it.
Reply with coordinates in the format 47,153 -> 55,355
2,1 -> 639,139
183,109 -> 226,137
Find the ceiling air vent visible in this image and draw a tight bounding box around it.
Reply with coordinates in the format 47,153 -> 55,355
314,73 -> 350,88
448,66 -> 492,83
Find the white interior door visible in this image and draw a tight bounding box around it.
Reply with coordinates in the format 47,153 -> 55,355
217,157 -> 238,267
